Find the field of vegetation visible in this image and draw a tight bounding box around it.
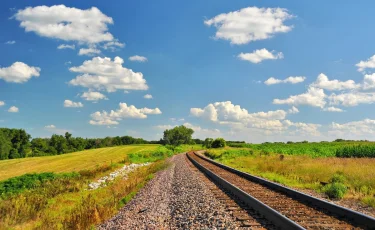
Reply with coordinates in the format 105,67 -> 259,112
205,143 -> 375,208
0,144 -> 201,229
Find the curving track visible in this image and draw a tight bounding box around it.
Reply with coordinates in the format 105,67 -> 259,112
187,151 -> 375,230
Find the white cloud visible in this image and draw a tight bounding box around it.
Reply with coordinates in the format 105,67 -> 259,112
204,7 -> 293,45
0,101 -> 4,106
170,118 -> 185,122
5,41 -> 16,45
323,106 -> 344,112
356,55 -> 375,72
69,56 -> 148,92
57,44 -> 75,50
154,124 -> 175,130
238,49 -> 283,64
89,102 -> 162,125
311,73 -> 359,91
328,92 -> 375,107
330,119 -> 375,137
8,106 -> 19,113
363,73 -> 375,90
273,87 -> 326,108
45,125 -> 56,129
102,40 -> 125,50
144,94 -> 153,99
129,55 -> 148,62
14,5 -> 116,45
288,106 -> 299,114
265,76 -> 305,85
0,62 -> 41,83
64,100 -> 83,108
78,47 -> 101,56
191,101 -> 321,136
81,91 -> 107,101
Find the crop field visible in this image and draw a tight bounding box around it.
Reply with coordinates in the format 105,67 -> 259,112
205,145 -> 375,208
228,141 -> 375,158
0,145 -> 161,181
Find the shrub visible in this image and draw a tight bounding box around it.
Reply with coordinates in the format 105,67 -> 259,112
323,182 -> 347,199
211,138 -> 226,148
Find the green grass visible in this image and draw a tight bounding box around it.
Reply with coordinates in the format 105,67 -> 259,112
0,145 -> 160,181
205,147 -> 375,206
227,141 -> 375,158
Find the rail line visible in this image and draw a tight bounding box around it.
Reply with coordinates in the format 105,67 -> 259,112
187,151 -> 375,230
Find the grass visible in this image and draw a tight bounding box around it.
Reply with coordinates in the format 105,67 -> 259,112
0,145 -> 160,181
0,148 -> 171,229
204,147 -> 375,207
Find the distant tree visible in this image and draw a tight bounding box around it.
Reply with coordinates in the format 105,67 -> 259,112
203,138 -> 214,148
0,131 -> 12,160
211,138 -> 226,148
49,134 -> 68,154
163,125 -> 194,150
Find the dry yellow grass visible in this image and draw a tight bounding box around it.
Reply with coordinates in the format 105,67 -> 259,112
0,145 -> 159,181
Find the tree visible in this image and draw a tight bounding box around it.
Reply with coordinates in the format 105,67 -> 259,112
211,138 -> 226,148
203,138 -> 214,148
0,131 -> 12,160
163,125 -> 194,149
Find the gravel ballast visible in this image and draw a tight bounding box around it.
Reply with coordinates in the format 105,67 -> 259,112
98,153 -> 239,229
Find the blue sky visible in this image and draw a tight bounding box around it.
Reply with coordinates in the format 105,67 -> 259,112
1,0 -> 375,142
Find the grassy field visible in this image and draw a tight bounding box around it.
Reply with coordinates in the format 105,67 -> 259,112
0,144 -> 201,229
205,147 -> 375,207
0,145 -> 160,181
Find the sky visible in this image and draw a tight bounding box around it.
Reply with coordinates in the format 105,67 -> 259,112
1,0 -> 375,143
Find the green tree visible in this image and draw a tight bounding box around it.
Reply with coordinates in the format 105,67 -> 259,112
163,125 -> 194,150
211,138 -> 226,148
0,131 -> 12,160
203,138 -> 214,148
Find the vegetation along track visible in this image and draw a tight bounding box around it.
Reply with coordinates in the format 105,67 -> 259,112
187,151 -> 375,230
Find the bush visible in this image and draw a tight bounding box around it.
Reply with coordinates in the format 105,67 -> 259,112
211,138 -> 226,148
323,173 -> 348,199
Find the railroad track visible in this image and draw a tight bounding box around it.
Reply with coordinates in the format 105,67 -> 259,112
187,151 -> 375,230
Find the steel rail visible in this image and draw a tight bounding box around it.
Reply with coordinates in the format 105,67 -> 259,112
187,152 -> 305,230
191,151 -> 375,230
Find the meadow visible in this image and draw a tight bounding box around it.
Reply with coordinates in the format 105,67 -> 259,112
205,144 -> 375,208
0,144 -> 201,229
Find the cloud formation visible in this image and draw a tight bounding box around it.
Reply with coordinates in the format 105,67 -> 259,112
273,87 -> 326,108
64,100 -> 83,108
57,44 -> 75,50
90,102 -> 162,125
238,49 -> 283,63
265,76 -> 305,85
81,91 -> 107,101
8,106 -> 19,113
129,55 -> 148,62
78,47 -> 101,56
356,55 -> 375,72
69,56 -> 148,92
0,62 -> 41,83
204,7 -> 293,45
144,94 -> 153,99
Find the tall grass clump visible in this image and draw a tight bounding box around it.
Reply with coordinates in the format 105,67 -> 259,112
322,173 -> 348,199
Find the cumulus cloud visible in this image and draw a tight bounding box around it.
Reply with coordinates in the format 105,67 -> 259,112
265,76 -> 305,85
311,73 -> 359,91
45,125 -> 56,129
57,44 -> 75,50
0,101 -> 4,106
191,101 -> 320,136
81,91 -> 107,101
238,49 -> 283,63
69,56 -> 148,92
89,102 -> 162,125
328,92 -> 375,107
5,41 -> 16,45
78,47 -> 101,56
102,40 -> 125,50
273,87 -> 326,108
64,100 -> 83,108
356,55 -> 375,72
204,7 -> 293,45
144,94 -> 153,99
13,5 -> 116,45
129,55 -> 148,62
0,62 -> 41,83
363,73 -> 375,90
323,106 -> 344,112
8,106 -> 19,113
44,124 -> 70,134
330,119 -> 375,137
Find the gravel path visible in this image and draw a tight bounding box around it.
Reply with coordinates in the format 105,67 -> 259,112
98,153 -> 239,229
